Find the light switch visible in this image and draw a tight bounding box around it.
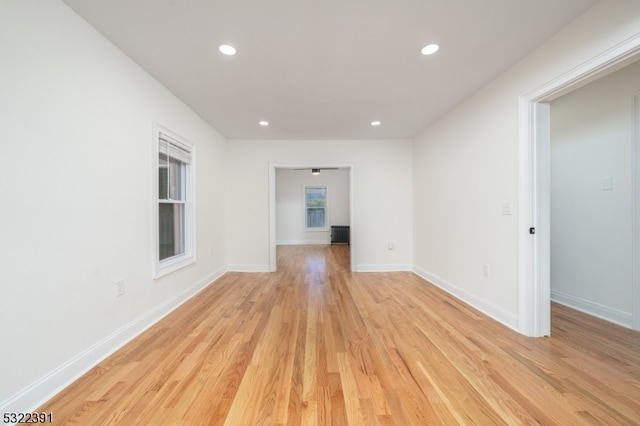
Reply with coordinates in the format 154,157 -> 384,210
501,201 -> 512,215
603,176 -> 613,191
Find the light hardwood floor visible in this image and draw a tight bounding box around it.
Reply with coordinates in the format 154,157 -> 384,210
39,245 -> 640,425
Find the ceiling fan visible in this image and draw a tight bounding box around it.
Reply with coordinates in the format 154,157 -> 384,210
294,167 -> 339,175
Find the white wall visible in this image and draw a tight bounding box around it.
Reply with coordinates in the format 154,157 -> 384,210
0,0 -> 227,411
550,60 -> 640,327
276,169 -> 350,245
226,139 -> 413,272
413,0 -> 640,331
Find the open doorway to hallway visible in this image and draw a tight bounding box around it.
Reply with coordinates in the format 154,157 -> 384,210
520,39 -> 640,337
270,165 -> 355,272
549,60 -> 640,330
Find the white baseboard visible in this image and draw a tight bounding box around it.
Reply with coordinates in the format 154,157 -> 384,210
412,266 -> 519,332
276,240 -> 330,246
357,264 -> 412,272
227,264 -> 271,272
0,266 -> 227,414
551,289 -> 632,328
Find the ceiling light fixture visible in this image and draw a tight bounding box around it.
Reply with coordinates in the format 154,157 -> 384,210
311,168 -> 320,175
219,44 -> 237,55
421,44 -> 439,55
371,121 -> 381,126
259,121 -> 269,126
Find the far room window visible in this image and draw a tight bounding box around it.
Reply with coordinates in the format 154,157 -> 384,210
304,185 -> 328,230
154,125 -> 195,277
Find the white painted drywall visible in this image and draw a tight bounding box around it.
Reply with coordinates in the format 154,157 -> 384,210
549,60 -> 640,327
413,0 -> 640,331
276,169 -> 350,245
226,139 -> 413,272
0,0 -> 227,411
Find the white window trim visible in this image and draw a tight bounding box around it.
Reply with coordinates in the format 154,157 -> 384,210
152,123 -> 196,278
303,184 -> 329,232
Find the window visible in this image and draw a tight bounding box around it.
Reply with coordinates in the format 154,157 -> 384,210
304,185 -> 328,230
154,126 -> 195,277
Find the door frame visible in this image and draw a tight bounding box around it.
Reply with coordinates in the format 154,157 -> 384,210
518,34 -> 640,336
633,91 -> 640,330
268,163 -> 356,272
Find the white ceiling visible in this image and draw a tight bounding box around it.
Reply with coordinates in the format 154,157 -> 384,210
63,0 -> 597,140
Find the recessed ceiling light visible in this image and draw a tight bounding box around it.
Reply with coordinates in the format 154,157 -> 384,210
421,44 -> 439,55
219,44 -> 237,55
259,121 -> 269,126
371,121 -> 381,126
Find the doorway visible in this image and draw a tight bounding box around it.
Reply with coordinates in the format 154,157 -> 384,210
268,163 -> 356,272
519,38 -> 640,337
549,62 -> 640,329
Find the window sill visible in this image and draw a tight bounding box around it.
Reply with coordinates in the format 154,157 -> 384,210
154,253 -> 196,279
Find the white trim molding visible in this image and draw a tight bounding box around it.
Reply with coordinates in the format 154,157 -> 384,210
413,267 -> 519,332
358,264 -> 412,272
551,290 -> 633,329
633,90 -> 640,330
276,240 -> 331,246
226,264 -> 271,273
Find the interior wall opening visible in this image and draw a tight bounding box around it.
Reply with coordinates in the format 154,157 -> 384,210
549,60 -> 640,330
269,164 -> 355,272
522,39 -> 640,337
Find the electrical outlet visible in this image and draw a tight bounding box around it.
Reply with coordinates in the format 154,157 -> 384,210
115,280 -> 125,297
483,264 -> 490,278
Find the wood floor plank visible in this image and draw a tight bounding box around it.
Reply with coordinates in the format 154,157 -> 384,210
38,244 -> 640,424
